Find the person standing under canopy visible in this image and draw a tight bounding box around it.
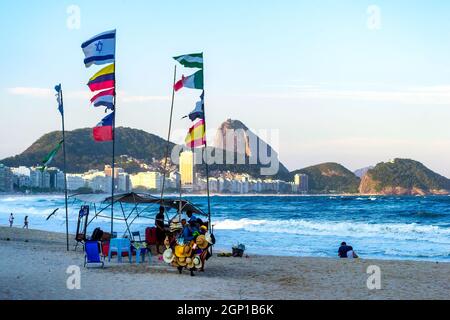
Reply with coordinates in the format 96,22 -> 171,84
186,210 -> 197,224
155,206 -> 166,254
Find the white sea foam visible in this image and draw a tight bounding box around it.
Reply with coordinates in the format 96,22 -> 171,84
213,218 -> 450,243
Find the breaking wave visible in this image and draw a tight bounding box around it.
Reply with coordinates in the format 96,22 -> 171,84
214,218 -> 450,243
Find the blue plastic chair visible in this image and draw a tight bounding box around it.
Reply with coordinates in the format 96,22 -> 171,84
108,238 -> 132,263
133,244 -> 152,264
84,241 -> 104,268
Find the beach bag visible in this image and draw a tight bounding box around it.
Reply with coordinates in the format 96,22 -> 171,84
145,227 -> 157,245
232,244 -> 245,257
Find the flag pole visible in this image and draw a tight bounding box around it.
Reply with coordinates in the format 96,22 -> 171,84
201,59 -> 212,233
203,105 -> 212,233
111,32 -> 117,236
59,85 -> 70,251
160,65 -> 177,202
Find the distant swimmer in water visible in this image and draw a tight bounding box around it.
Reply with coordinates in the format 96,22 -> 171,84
338,242 -> 359,259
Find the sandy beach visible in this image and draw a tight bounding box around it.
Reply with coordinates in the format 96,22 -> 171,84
0,226 -> 449,300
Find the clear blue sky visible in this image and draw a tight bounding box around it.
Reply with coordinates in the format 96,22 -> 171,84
1,0 -> 450,176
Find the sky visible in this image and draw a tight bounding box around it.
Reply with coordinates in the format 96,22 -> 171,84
1,0 -> 450,176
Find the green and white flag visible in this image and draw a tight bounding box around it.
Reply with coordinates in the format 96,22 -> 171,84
174,70 -> 204,91
40,140 -> 64,171
173,53 -> 203,69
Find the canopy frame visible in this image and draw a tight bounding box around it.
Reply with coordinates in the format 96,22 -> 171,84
69,192 -> 208,238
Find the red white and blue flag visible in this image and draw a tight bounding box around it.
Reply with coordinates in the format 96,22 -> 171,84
90,88 -> 114,110
93,112 -> 114,142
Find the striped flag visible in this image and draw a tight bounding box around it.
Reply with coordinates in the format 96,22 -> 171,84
81,30 -> 116,68
174,70 -> 203,91
90,88 -> 114,110
87,64 -> 115,92
185,119 -> 206,148
173,53 -> 203,69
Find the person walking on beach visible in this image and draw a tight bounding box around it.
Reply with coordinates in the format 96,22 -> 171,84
338,242 -> 358,258
9,213 -> 14,227
23,216 -> 29,229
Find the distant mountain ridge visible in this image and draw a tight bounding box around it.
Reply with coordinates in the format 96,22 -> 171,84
0,125 -> 291,180
354,166 -> 374,178
1,127 -> 175,173
292,162 -> 361,194
3,127 -> 449,194
359,158 -> 450,195
212,119 -> 291,179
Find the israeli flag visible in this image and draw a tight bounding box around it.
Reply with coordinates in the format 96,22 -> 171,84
81,30 -> 116,68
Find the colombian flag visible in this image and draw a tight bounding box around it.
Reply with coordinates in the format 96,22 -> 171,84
87,64 -> 115,92
185,119 -> 206,148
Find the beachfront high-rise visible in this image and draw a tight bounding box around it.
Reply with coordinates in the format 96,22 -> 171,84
179,151 -> 194,186
130,172 -> 162,191
294,173 -> 309,193
0,164 -> 13,192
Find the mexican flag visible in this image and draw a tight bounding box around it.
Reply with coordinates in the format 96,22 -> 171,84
173,53 -> 203,69
40,140 -> 64,171
174,70 -> 204,91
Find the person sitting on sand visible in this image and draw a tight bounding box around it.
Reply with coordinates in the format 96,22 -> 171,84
23,216 -> 28,229
9,213 -> 14,227
338,242 -> 358,258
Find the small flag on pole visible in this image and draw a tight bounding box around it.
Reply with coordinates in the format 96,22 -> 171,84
87,64 -> 115,92
174,70 -> 204,91
39,140 -> 64,171
183,91 -> 204,121
173,53 -> 203,69
55,84 -> 63,116
185,119 -> 206,148
93,112 -> 114,142
90,88 -> 115,110
81,30 -> 116,68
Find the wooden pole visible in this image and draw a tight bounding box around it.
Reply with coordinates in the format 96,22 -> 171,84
160,65 -> 177,201
59,85 -> 70,251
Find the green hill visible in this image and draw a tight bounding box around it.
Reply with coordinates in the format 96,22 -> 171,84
1,127 -> 291,180
359,158 -> 450,195
292,162 -> 360,194
1,127 -> 174,173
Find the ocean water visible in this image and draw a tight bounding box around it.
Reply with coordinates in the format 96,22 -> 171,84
1,194 -> 450,262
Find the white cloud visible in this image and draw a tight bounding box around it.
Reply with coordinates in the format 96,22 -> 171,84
6,87 -> 170,103
120,93 -> 170,103
7,87 -> 53,98
251,84 -> 450,105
